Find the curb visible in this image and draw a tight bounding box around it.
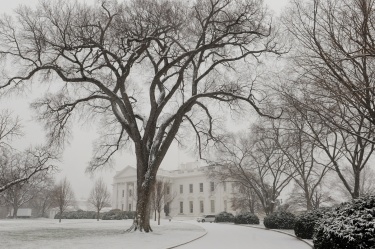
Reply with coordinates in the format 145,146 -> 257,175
238,224 -> 314,248
166,226 -> 208,249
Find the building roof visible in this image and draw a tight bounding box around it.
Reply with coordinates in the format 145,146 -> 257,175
113,166 -> 137,179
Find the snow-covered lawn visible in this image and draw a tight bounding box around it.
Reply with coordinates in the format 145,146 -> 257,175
0,218 -> 205,249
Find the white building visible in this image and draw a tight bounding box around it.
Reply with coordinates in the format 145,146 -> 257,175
112,163 -> 238,218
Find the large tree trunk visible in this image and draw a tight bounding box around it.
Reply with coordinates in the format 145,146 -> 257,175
133,183 -> 154,232
13,206 -> 18,219
126,152 -> 157,233
97,209 -> 100,221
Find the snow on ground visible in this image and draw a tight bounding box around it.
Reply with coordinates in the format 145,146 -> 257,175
0,218 -> 205,249
178,221 -> 312,249
239,221 -> 313,246
0,218 -> 313,249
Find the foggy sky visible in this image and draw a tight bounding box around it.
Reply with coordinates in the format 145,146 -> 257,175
0,0 -> 289,200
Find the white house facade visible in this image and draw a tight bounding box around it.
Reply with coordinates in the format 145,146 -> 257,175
112,162 -> 239,218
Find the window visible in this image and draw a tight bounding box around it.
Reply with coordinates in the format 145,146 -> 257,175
223,182 -> 226,192
210,200 -> 215,213
189,184 -> 193,193
190,201 -> 193,213
200,201 -> 204,213
129,189 -> 132,197
210,182 -> 215,192
166,186 -> 170,195
128,204 -> 132,211
122,190 -> 125,197
224,200 -> 227,212
180,185 -> 183,194
180,202 -> 184,213
200,183 -> 203,192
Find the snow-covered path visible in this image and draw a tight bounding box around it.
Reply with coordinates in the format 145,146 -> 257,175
177,222 -> 311,249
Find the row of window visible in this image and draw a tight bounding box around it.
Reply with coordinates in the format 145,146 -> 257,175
179,200 -> 228,214
121,203 -> 132,211
180,182 -> 217,194
122,189 -> 133,197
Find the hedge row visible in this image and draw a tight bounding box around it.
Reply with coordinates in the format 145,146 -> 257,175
54,209 -> 136,220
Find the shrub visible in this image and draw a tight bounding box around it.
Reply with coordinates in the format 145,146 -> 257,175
313,196 -> 375,249
263,211 -> 296,229
215,212 -> 235,223
234,212 -> 260,225
294,208 -> 329,239
54,210 -> 97,219
101,210 -> 136,220
101,209 -> 123,220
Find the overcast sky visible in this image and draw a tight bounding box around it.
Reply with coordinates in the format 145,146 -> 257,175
0,0 -> 289,199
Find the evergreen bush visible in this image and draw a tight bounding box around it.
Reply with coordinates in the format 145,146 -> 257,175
234,212 -> 260,224
101,210 -> 136,220
313,196 -> 375,249
294,208 -> 329,239
263,211 -> 296,229
215,211 -> 235,223
54,210 -> 97,219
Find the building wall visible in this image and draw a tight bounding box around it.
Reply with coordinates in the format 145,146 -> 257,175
112,175 -> 137,212
112,165 -> 238,218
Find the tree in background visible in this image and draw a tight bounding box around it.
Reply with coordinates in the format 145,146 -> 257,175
283,0 -> 375,130
230,184 -> 261,214
88,178 -> 111,221
0,110 -> 57,194
0,148 -> 56,217
29,177 -> 55,218
282,0 -> 375,198
52,177 -> 75,223
210,125 -> 294,215
0,110 -> 22,151
0,0 -> 282,232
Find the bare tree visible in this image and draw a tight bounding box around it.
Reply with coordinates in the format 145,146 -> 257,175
29,177 -> 55,217
1,164 -> 52,218
0,110 -> 22,150
275,101 -> 332,210
88,178 -> 110,221
283,0 -> 375,136
210,125 -> 294,215
52,177 -> 75,223
0,0 -> 282,232
336,165 -> 375,200
283,183 -> 336,211
281,89 -> 375,199
150,178 -> 175,225
0,111 -> 56,194
230,184 -> 261,214
0,147 -> 56,195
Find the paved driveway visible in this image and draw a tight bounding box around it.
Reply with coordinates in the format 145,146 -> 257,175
177,222 -> 311,249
